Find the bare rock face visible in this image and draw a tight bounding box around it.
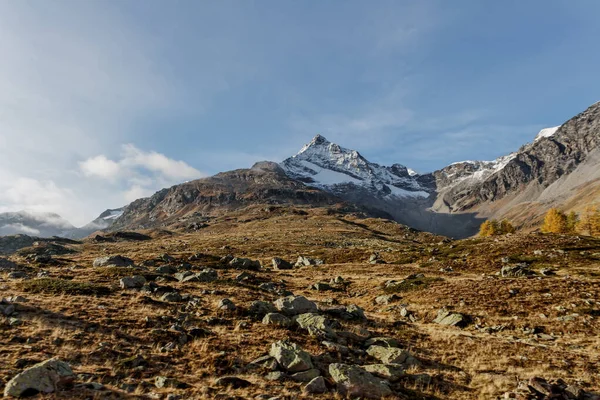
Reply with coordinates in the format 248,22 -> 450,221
4,358 -> 75,397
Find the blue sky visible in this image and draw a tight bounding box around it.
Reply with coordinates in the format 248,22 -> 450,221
1,0 -> 600,224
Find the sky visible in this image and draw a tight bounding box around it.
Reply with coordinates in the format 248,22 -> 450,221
1,0 -> 600,226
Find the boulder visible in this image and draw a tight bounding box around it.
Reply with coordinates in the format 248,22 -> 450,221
294,313 -> 338,337
155,265 -> 178,274
433,309 -> 470,327
274,295 -> 318,316
119,275 -> 146,289
229,257 -> 261,270
160,292 -> 183,302
363,364 -> 405,382
291,368 -> 321,382
304,376 -> 327,394
375,294 -> 399,305
196,268 -> 218,282
366,345 -> 409,364
295,256 -> 324,267
248,301 -> 278,318
217,298 -> 236,312
4,358 -> 75,397
262,313 -> 292,328
272,257 -> 293,270
93,255 -> 134,267
329,363 -> 392,399
269,340 -> 314,373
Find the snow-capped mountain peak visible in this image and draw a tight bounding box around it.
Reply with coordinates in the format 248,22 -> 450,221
281,135 -> 431,199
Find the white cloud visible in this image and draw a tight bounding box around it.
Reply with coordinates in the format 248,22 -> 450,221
78,144 -> 204,205
80,156 -> 121,179
120,144 -> 201,180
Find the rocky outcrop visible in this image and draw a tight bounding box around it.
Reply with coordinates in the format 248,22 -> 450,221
4,358 -> 75,397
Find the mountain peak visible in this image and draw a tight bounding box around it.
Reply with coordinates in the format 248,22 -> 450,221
298,134 -> 332,154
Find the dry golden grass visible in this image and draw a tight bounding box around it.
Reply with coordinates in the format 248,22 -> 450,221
1,206 -> 599,399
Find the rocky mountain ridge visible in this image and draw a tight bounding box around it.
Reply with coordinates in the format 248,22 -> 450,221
4,102 -> 599,239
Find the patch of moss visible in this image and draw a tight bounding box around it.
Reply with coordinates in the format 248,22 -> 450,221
19,278 -> 111,296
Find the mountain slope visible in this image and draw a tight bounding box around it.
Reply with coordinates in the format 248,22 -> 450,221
430,102 -> 600,229
63,208 -> 124,239
110,161 -> 387,232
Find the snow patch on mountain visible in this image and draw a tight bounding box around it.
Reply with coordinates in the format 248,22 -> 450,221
280,135 -> 431,199
535,126 -> 560,141
439,152 -> 518,190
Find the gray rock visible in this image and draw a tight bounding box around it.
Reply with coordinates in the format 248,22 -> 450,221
155,265 -> 178,274
346,304 -> 367,320
262,313 -> 292,328
433,309 -> 470,327
501,264 -> 534,278
217,298 -> 236,312
269,340 -> 314,373
304,376 -> 327,394
366,345 -> 409,364
93,255 -> 134,267
375,294 -> 399,305
364,337 -> 401,348
295,256 -> 324,267
259,282 -> 277,292
174,271 -> 195,282
310,282 -> 334,291
119,275 -> 146,289
329,363 -> 392,399
265,371 -> 287,381
272,257 -> 293,270
0,258 -> 18,271
196,268 -> 218,282
274,295 -> 318,316
1,304 -> 16,316
3,358 -> 75,398
236,271 -> 254,281
363,364 -> 405,382
291,368 -> 320,382
160,292 -> 182,302
229,257 -> 261,270
248,355 -> 278,371
248,301 -> 278,319
294,313 -> 338,337
8,271 -> 27,279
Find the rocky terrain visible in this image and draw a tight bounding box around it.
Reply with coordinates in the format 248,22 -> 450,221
1,204 -> 599,399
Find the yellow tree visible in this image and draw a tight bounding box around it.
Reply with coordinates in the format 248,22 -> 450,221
579,206 -> 599,236
541,208 -> 568,234
479,219 -> 501,237
566,211 -> 579,234
500,219 -> 516,234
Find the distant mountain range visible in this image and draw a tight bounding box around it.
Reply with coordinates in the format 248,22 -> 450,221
0,208 -> 123,239
3,101 -> 599,239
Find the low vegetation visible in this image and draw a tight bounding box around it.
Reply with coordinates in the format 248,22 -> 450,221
1,208 -> 599,399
